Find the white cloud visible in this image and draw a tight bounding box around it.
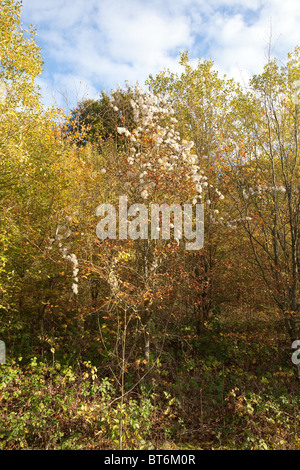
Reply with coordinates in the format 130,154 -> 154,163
20,0 -> 300,109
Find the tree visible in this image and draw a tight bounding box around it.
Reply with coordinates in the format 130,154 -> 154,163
222,48 -> 300,366
66,88 -> 136,150
0,0 -> 81,352
88,81 -> 224,361
147,52 -> 236,331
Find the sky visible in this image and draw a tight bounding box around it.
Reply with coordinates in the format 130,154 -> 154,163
20,0 -> 300,110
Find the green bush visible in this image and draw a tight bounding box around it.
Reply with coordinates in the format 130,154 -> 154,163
0,358 -> 157,450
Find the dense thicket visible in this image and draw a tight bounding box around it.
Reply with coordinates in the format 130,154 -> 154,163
1,0 -> 300,451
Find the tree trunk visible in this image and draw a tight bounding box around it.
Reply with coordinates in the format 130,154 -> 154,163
144,320 -> 150,362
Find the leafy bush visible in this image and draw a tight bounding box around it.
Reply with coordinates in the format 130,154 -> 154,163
0,358 -> 157,450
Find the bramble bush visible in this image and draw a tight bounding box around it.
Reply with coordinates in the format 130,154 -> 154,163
0,358 -> 158,450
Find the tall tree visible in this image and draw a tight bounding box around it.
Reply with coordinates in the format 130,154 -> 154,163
222,49 -> 300,363
66,88 -> 136,150
147,52 -> 236,331
0,0 -> 77,350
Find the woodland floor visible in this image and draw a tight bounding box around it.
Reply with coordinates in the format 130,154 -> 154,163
1,309 -> 300,450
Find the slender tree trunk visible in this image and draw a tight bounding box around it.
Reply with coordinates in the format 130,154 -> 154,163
144,319 -> 150,362
143,239 -> 150,361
